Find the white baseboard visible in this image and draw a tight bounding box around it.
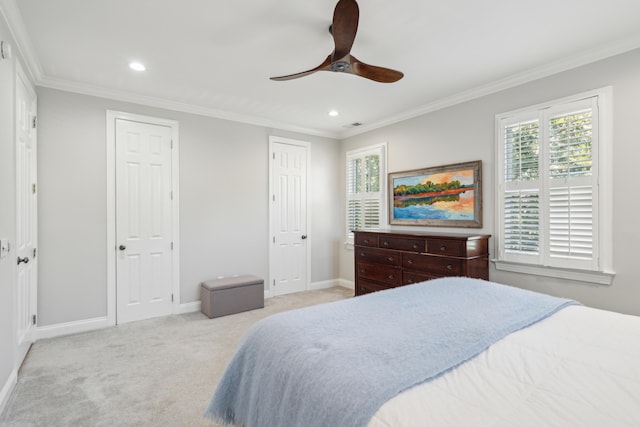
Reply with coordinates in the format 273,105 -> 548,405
337,279 -> 354,289
308,279 -> 339,290
0,369 -> 17,415
178,301 -> 201,314
309,279 -> 354,290
262,280 -> 346,298
36,316 -> 109,340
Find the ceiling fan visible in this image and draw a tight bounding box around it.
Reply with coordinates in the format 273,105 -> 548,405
270,0 -> 404,83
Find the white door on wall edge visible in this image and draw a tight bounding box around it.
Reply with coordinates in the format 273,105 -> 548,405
115,119 -> 174,324
15,62 -> 38,367
270,138 -> 309,296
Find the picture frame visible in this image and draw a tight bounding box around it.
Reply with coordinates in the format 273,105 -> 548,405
389,160 -> 482,227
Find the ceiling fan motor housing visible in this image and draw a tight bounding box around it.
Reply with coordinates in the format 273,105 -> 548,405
331,61 -> 351,72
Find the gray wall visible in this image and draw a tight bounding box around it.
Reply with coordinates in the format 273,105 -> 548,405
0,16 -> 17,404
37,88 -> 342,326
340,49 -> 640,315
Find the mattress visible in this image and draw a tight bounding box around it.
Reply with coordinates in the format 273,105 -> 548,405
369,305 -> 640,426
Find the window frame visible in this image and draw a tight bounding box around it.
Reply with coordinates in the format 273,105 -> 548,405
494,88 -> 614,285
346,142 -> 388,242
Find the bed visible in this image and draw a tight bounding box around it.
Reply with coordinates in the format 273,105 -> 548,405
205,277 -> 640,427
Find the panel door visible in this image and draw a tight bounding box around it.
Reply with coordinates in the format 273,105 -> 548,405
115,119 -> 173,324
15,64 -> 37,367
271,142 -> 308,296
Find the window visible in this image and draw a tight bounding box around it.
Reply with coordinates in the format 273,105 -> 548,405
346,143 -> 387,240
495,89 -> 613,284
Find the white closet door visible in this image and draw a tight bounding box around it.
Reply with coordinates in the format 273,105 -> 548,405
15,63 -> 37,367
270,140 -> 308,296
115,119 -> 173,324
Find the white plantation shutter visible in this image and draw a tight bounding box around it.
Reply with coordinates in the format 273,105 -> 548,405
346,144 -> 386,239
545,101 -> 597,269
363,199 -> 381,228
504,119 -> 539,182
498,95 -> 600,271
504,190 -> 540,254
501,115 -> 542,264
549,186 -> 593,260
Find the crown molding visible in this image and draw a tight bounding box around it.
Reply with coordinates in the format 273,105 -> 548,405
33,34 -> 640,141
338,36 -> 640,139
37,75 -> 340,139
0,0 -> 42,82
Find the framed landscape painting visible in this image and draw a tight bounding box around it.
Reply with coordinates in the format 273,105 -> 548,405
389,160 -> 482,227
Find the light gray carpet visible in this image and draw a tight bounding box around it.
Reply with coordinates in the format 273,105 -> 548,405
0,286 -> 352,427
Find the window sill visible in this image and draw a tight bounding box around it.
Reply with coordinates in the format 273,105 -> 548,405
492,260 -> 615,286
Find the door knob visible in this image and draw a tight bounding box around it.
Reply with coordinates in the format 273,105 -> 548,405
17,256 -> 29,265
119,245 -> 126,251
301,235 -> 307,240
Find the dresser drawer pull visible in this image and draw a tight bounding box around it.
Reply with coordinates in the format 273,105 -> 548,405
387,257 -> 394,262
363,239 -> 370,244
413,244 -> 419,249
446,264 -> 453,270
407,259 -> 414,264
408,279 -> 414,284
382,241 -> 389,246
440,245 -> 447,252
360,252 -> 366,257
388,275 -> 394,280
360,269 -> 366,273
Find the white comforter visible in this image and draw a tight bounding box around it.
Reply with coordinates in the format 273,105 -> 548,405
369,305 -> 640,426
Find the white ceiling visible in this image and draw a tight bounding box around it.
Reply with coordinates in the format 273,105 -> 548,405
5,0 -> 640,138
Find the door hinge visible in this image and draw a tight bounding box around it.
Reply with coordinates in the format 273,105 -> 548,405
272,195 -> 275,202
273,236 -> 275,244
171,242 -> 174,250
32,183 -> 36,194
170,191 -> 173,200
273,279 -> 275,287
171,294 -> 174,302
32,314 -> 37,325
272,153 -> 275,160
33,248 -> 37,258
32,116 -> 36,129
171,139 -> 173,149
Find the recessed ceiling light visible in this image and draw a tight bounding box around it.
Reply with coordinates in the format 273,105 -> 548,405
129,61 -> 146,71
328,110 -> 339,117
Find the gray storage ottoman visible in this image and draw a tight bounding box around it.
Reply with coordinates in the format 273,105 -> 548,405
200,275 -> 264,318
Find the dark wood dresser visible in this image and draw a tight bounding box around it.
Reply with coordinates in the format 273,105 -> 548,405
353,230 -> 490,296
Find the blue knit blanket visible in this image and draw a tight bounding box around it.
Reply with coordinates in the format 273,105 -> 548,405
205,277 -> 578,427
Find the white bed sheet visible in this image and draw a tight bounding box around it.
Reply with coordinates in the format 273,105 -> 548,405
368,305 -> 640,427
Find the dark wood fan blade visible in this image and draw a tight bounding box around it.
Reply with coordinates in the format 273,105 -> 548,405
331,0 -> 359,60
270,55 -> 333,81
349,55 -> 404,83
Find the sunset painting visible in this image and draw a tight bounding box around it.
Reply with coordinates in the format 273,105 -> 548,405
389,161 -> 482,227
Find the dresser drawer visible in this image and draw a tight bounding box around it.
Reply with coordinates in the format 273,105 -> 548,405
355,233 -> 378,247
379,236 -> 425,253
356,278 -> 393,295
402,253 -> 463,276
355,247 -> 401,267
357,263 -> 402,286
425,239 -> 465,257
403,271 -> 438,286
